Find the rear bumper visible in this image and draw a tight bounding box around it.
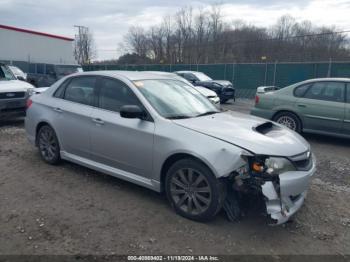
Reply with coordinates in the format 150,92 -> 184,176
262,155 -> 316,225
250,107 -> 275,120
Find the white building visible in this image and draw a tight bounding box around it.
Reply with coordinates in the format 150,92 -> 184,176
0,24 -> 76,65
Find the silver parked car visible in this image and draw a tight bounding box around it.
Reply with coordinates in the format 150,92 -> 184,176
25,71 -> 316,225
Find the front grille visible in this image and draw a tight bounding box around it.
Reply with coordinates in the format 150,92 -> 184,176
0,107 -> 26,113
223,88 -> 235,95
0,92 -> 26,99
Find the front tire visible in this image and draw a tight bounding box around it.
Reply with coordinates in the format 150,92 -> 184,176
273,111 -> 302,133
37,125 -> 61,165
165,158 -> 226,222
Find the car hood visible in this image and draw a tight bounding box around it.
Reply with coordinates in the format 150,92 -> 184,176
206,80 -> 233,87
194,86 -> 218,97
0,80 -> 34,92
173,111 -> 309,156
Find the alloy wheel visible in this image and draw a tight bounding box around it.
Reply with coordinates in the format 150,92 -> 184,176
276,115 -> 297,131
170,168 -> 212,216
38,127 -> 58,162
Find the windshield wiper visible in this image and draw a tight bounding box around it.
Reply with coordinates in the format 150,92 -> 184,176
195,111 -> 219,117
167,115 -> 192,119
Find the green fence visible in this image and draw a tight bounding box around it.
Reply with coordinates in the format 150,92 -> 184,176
83,61 -> 350,98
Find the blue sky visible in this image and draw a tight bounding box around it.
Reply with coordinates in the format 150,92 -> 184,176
1,0 -> 349,60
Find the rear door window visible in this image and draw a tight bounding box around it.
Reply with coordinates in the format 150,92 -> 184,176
63,77 -> 97,106
303,82 -> 345,102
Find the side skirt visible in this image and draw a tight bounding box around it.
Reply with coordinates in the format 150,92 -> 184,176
303,129 -> 350,139
60,151 -> 161,192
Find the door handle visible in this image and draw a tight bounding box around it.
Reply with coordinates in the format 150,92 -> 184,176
92,118 -> 104,125
53,107 -> 63,113
297,104 -> 306,108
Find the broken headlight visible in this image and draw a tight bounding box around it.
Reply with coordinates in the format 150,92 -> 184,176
264,157 -> 295,175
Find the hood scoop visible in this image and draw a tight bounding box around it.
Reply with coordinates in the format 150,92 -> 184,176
253,121 -> 280,135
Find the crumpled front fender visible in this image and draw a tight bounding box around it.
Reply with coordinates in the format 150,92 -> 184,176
262,155 -> 316,225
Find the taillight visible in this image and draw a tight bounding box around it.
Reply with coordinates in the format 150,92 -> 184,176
26,99 -> 33,109
255,95 -> 260,104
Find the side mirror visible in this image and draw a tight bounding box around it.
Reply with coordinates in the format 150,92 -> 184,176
190,79 -> 197,84
120,105 -> 146,119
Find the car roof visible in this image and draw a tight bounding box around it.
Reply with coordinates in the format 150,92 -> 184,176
78,70 -> 180,81
174,71 -> 199,74
299,77 -> 350,83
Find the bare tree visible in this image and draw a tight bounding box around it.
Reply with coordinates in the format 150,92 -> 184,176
74,26 -> 96,64
120,5 -> 350,64
124,26 -> 149,58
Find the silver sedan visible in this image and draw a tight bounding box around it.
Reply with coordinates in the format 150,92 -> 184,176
25,71 -> 315,224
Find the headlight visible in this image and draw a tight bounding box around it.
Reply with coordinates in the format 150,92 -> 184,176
27,88 -> 35,96
264,157 -> 295,175
213,83 -> 222,88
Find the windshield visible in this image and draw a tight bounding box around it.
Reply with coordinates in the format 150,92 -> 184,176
134,79 -> 219,119
192,72 -> 212,81
9,66 -> 25,76
0,65 -> 16,81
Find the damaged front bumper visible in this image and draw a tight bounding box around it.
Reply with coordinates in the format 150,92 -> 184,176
261,155 -> 316,225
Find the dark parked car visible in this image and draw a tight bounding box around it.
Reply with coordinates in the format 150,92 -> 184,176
174,71 -> 235,103
27,64 -> 83,87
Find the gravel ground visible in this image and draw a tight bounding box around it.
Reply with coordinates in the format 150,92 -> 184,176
0,100 -> 350,256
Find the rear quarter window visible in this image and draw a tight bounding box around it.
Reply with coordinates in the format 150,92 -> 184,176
53,79 -> 70,98
304,82 -> 345,102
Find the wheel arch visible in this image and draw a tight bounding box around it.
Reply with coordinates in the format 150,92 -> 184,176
272,109 -> 303,130
35,121 -> 54,146
159,153 -> 217,192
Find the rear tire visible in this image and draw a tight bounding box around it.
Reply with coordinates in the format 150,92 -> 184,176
273,111 -> 302,133
165,158 -> 226,222
37,125 -> 61,165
